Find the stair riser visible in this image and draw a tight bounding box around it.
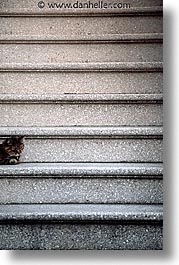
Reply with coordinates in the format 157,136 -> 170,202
0,16 -> 162,38
0,103 -> 162,126
0,72 -> 163,94
0,223 -> 163,250
1,44 -> 162,64
0,178 -> 163,204
0,138 -> 162,162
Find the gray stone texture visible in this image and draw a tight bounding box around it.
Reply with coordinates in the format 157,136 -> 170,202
0,126 -> 163,138
0,223 -> 163,250
0,72 -> 163,94
0,177 -> 163,204
0,62 -> 163,72
0,138 -> 162,162
0,33 -> 163,43
0,0 -> 163,250
0,93 -> 163,103
0,103 -> 162,126
0,17 -> 163,38
0,44 -> 163,64
0,204 -> 163,221
0,162 -> 163,177
0,204 -> 163,249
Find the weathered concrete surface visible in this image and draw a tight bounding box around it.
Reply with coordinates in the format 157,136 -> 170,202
0,138 -> 162,162
0,103 -> 162,126
0,44 -> 162,64
0,17 -> 163,38
0,72 -> 163,94
0,177 -> 163,204
0,162 -> 163,177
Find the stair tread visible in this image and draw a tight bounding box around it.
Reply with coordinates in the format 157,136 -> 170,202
0,162 -> 163,176
0,204 -> 163,221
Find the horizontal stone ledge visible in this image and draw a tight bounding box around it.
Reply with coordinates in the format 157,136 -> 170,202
0,7 -> 163,17
0,62 -> 163,72
0,93 -> 163,104
0,204 -> 163,222
0,126 -> 163,139
0,33 -> 163,43
0,162 -> 163,176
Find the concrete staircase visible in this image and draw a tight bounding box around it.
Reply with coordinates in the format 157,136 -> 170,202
0,0 -> 163,249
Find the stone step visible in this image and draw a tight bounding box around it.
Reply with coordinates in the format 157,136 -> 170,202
0,204 -> 163,250
0,0 -> 163,250
0,103 -> 162,126
0,162 -> 163,204
0,92 -> 162,126
0,33 -> 163,44
0,175 -> 162,204
0,16 -> 162,40
0,43 -> 162,64
0,71 -> 162,94
0,127 -> 162,162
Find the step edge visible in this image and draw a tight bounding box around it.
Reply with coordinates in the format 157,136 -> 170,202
0,62 -> 163,72
0,33 -> 163,43
0,204 -> 163,221
0,126 -> 163,139
0,93 -> 163,103
0,162 -> 163,176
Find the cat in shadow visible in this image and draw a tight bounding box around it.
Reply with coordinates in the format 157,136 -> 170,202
0,136 -> 25,165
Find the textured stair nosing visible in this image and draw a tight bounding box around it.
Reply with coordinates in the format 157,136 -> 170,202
0,162 -> 163,177
0,204 -> 163,222
0,62 -> 163,72
0,7 -> 163,17
0,126 -> 163,139
0,33 -> 163,43
0,93 -> 163,104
